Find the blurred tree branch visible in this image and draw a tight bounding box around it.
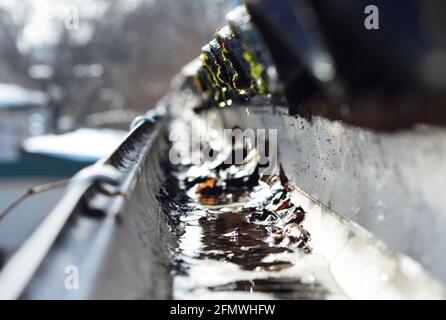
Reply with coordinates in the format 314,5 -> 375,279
0,0 -> 232,128
0,0 -> 31,84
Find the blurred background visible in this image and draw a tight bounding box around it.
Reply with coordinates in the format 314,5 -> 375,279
0,0 -> 236,265
0,0 -> 237,130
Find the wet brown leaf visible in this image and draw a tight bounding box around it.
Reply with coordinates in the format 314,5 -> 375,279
196,177 -> 223,195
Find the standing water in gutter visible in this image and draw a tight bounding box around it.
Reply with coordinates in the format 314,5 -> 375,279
158,118 -> 345,299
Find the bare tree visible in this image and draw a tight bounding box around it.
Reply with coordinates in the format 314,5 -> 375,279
0,1 -> 32,85
0,0 -> 233,127
75,0 -> 231,112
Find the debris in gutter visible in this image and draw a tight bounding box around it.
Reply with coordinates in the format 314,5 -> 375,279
162,123 -> 321,299
179,138 -> 312,254
196,177 -> 223,196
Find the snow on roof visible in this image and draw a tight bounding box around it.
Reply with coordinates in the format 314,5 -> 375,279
0,83 -> 48,110
22,128 -> 127,162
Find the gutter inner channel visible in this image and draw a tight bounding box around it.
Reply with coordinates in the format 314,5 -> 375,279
160,119 -> 346,299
